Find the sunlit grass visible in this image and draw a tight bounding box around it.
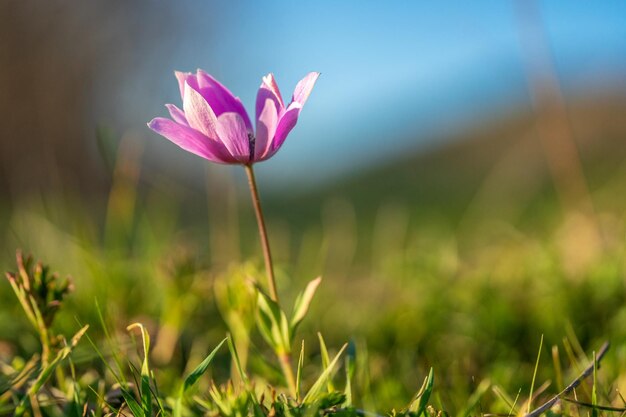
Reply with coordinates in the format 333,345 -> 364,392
1,141 -> 626,415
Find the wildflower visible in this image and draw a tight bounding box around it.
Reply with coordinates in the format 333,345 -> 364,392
148,69 -> 319,164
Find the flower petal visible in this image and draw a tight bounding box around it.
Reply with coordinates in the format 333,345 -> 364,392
183,81 -> 219,138
216,112 -> 251,163
256,73 -> 284,121
165,104 -> 187,125
268,103 -> 302,157
291,72 -> 320,106
254,98 -> 278,160
263,73 -> 319,158
174,71 -> 196,99
196,69 -> 253,131
148,117 -> 234,163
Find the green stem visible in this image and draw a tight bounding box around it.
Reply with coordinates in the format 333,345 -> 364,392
244,164 -> 297,397
39,327 -> 51,369
279,353 -> 298,399
244,164 -> 279,302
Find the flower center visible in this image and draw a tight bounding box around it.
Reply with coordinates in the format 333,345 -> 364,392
248,132 -> 256,161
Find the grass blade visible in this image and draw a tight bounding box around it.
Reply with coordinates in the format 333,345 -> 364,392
345,341 -> 356,406
173,336 -> 228,417
592,350 -> 598,417
184,336 -> 228,392
317,332 -> 334,392
409,367 -> 434,417
527,334 -> 544,414
296,340 -> 305,402
14,326 -> 88,416
127,323 -> 152,417
291,277 -> 322,331
303,343 -> 347,403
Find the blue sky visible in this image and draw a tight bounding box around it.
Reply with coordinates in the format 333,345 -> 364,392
125,1 -> 626,189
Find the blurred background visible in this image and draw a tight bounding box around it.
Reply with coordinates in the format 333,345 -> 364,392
1,0 -> 626,413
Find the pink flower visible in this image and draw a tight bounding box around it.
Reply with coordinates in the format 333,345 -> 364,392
148,70 -> 319,164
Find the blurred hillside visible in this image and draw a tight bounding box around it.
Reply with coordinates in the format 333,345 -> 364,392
272,92 -> 626,231
2,1 -> 626,199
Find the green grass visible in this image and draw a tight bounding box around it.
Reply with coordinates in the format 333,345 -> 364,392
1,142 -> 626,415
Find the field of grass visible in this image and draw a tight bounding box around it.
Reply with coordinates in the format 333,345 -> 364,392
1,112 -> 626,416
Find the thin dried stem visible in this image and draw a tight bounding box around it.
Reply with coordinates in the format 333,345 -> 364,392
515,0 -> 600,230
524,341 -> 610,417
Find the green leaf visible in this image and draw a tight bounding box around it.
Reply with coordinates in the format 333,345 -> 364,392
528,334 -> 544,414
303,343 -> 348,403
290,277 -> 322,335
121,388 -> 145,417
184,337 -> 227,392
127,323 -> 152,417
296,340 -> 305,401
228,334 -> 257,396
14,325 -> 89,416
255,286 -> 291,354
411,368 -> 435,417
408,367 -> 434,417
226,336 -> 262,407
344,341 -> 356,406
317,332 -> 334,392
173,337 -> 228,417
